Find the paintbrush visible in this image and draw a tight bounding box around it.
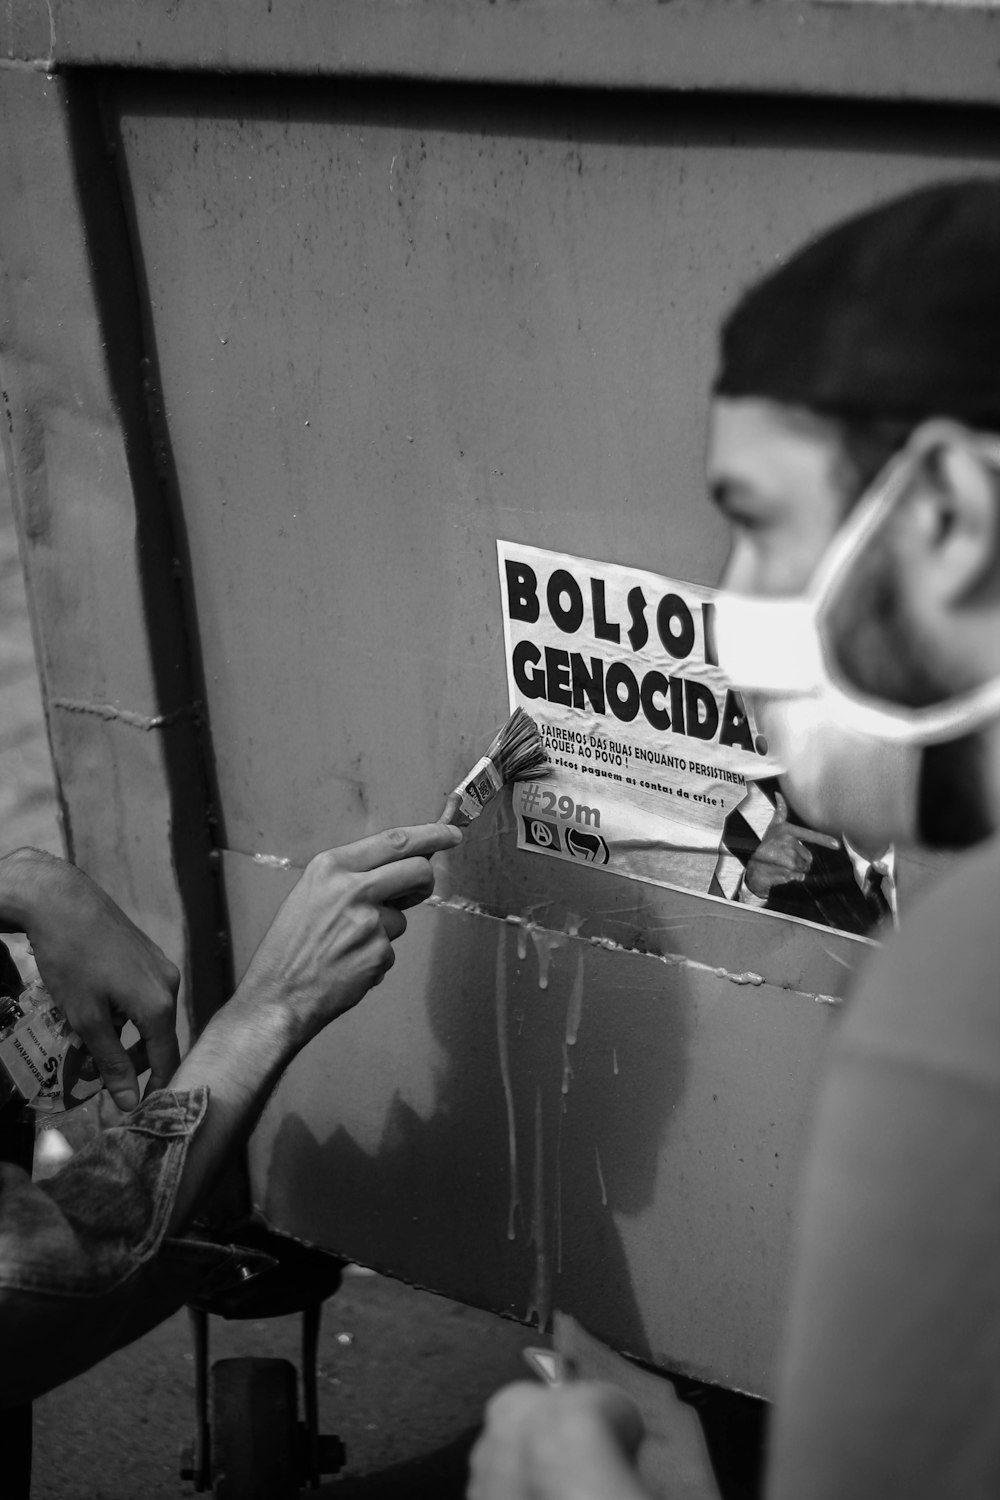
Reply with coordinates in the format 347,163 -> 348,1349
523,1347 -> 575,1386
441,707 -> 550,827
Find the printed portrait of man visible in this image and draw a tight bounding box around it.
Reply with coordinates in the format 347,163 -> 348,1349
710,776 -> 897,938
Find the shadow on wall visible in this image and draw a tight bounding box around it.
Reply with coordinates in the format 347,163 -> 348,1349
264,904 -> 691,1364
0,450 -> 63,860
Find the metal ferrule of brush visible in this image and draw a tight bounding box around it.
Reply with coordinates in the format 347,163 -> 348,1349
449,755 -> 505,827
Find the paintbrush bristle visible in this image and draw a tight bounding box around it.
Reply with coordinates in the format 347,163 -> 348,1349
485,707 -> 550,783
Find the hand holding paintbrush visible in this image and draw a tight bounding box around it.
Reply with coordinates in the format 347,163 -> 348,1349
441,707 -> 550,827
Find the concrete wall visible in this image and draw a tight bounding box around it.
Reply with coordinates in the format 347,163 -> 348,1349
2,5 -> 997,1393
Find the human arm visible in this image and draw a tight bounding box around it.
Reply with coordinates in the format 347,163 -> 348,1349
469,1313 -> 723,1500
164,821 -> 460,1233
0,847 -> 181,1110
0,1087 -> 215,1405
0,822 -> 460,1404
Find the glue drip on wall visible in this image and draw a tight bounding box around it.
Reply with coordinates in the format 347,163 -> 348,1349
495,928 -> 522,1242
515,920 -> 567,990
496,914 -> 602,1326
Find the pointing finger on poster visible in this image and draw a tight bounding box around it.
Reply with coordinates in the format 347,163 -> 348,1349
745,791 -> 813,898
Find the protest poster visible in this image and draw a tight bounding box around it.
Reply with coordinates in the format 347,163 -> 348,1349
497,541 -> 889,939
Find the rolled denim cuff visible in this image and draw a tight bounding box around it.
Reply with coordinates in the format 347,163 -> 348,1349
0,1086 -> 210,1298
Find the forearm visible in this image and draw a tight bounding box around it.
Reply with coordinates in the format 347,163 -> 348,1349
162,823 -> 451,1234
0,847 -> 45,932
165,983 -> 308,1234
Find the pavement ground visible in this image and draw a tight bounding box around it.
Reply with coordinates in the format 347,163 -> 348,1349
32,1269 -> 537,1499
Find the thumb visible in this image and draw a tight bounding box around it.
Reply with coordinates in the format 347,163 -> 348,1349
85,1022 -> 140,1112
772,790 -> 789,826
591,1385 -> 645,1462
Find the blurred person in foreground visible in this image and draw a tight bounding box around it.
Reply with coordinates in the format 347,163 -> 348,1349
471,179 -> 1000,1500
0,821 -> 460,1406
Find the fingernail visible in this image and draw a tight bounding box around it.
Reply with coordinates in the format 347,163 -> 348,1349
118,1088 -> 139,1112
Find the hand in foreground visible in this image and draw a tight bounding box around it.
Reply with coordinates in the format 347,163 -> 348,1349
469,1382 -> 649,1500
745,790 -> 813,898
0,847 -> 181,1111
236,822 -> 462,1043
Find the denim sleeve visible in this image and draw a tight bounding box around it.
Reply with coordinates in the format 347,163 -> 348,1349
0,1087 -> 252,1406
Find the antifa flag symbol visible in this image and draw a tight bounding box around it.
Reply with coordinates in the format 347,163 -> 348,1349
565,827 -> 610,865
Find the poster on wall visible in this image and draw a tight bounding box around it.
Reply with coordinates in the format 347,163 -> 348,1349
497,541 -> 892,940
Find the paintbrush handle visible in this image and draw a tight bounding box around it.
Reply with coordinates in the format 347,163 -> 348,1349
442,755 -> 503,826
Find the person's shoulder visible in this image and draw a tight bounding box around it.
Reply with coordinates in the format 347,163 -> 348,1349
844,837 -> 1000,1084
903,833 -> 1000,923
